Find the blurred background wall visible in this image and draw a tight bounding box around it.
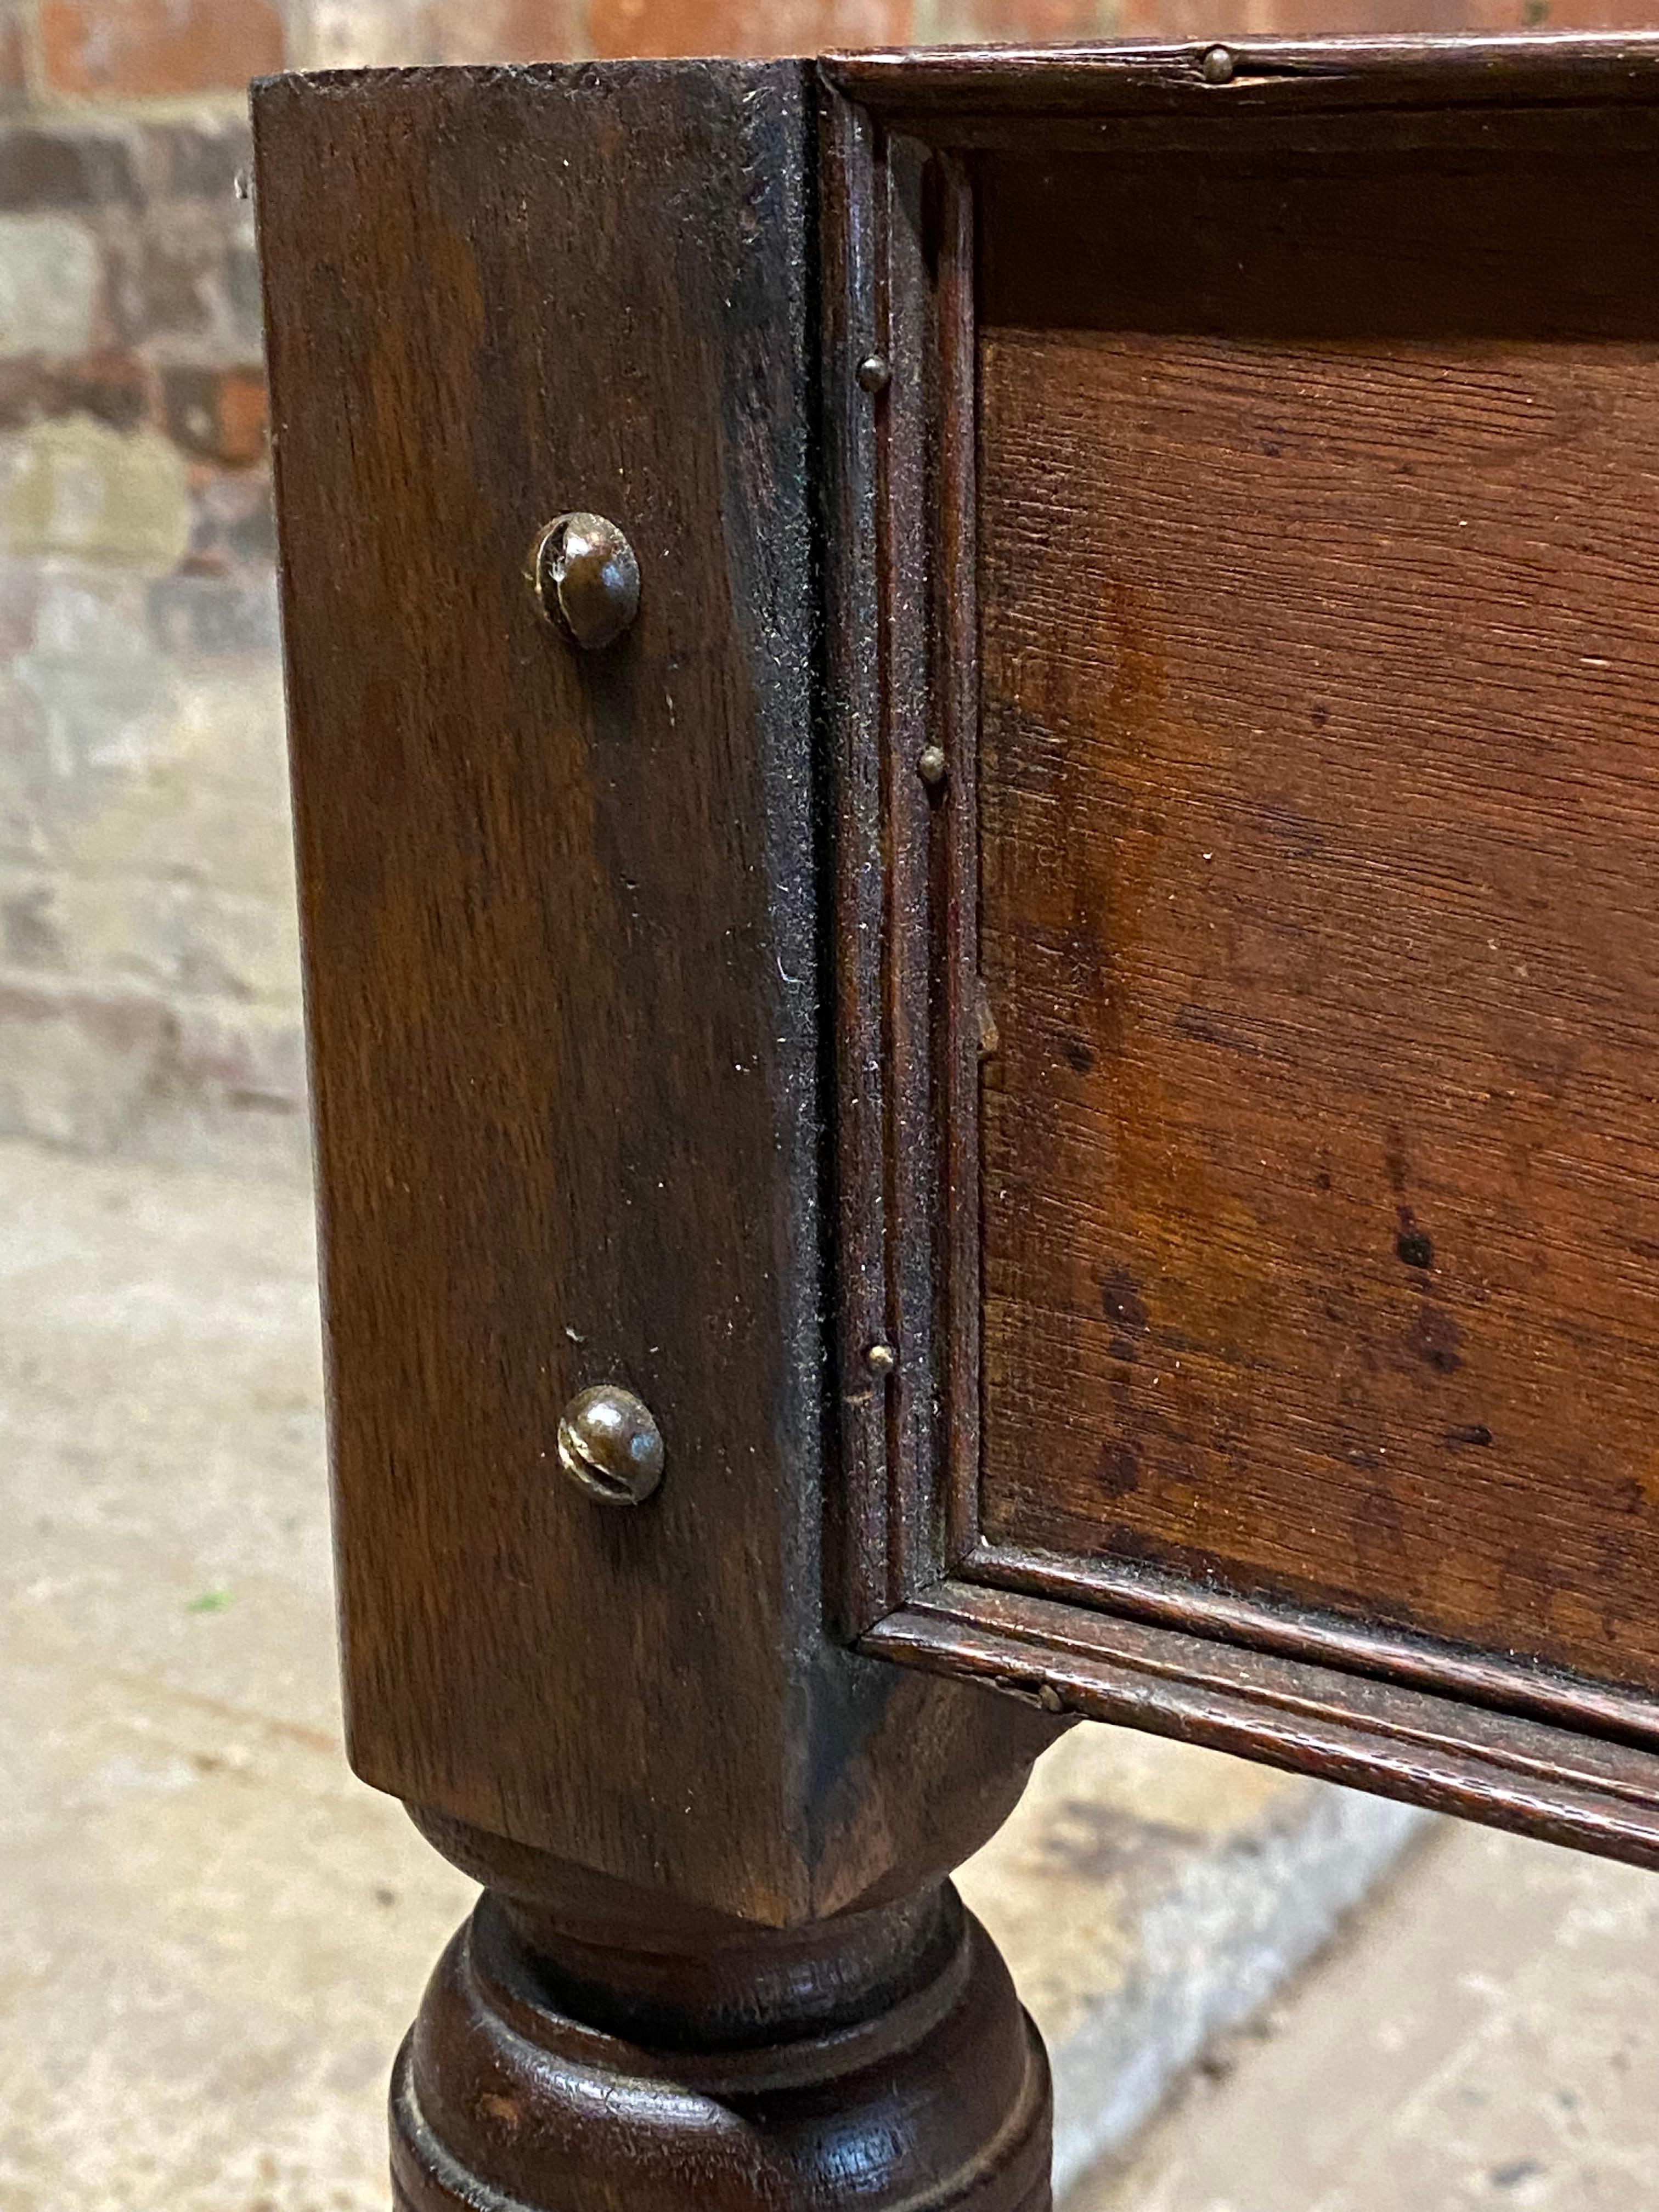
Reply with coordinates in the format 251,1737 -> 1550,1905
6,15 -> 1658,2207
0,0 -> 1644,1182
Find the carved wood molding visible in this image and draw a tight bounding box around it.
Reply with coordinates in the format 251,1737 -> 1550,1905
821,40 -> 1659,1866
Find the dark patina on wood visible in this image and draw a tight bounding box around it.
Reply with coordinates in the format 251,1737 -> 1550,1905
822,35 -> 1659,1867
979,145 -> 1659,1687
261,38 -> 1659,2212
256,57 -> 1051,1929
258,55 -> 1055,2212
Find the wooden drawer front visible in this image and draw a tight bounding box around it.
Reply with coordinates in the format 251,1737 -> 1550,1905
823,43 -> 1659,1863
979,146 -> 1659,1699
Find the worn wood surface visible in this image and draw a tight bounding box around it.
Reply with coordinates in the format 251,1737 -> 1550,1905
827,33 -> 1659,123
815,48 -> 1659,1850
258,58 -> 1659,2212
245,44 -> 1659,2212
391,1849 -> 1051,2212
868,1580 -> 1659,1868
820,109 -> 983,1633
256,60 -> 1054,1933
977,143 -> 1659,1700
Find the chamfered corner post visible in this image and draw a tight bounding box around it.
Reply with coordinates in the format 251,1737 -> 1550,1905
253,55 -> 1059,2212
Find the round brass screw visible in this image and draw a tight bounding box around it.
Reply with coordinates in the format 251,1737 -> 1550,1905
917,744 -> 948,787
866,1341 -> 898,1376
531,512 -> 640,650
1200,43 -> 1235,82
856,352 -> 892,395
557,1383 -> 664,1506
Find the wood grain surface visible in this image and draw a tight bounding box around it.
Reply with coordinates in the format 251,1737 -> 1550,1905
391,1875 -> 1052,2212
256,61 -> 1053,1928
868,1579 -> 1659,1869
978,145 -> 1659,1699
827,33 -> 1659,125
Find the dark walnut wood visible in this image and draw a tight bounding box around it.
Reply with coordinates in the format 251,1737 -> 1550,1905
392,1824 -> 1047,2212
253,56 -> 1052,1924
261,37 -> 1659,2212
255,56 -> 1055,2212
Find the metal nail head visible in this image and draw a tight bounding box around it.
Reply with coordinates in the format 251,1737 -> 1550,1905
866,1341 -> 898,1376
531,512 -> 640,650
1200,43 -> 1235,82
856,353 -> 892,395
917,745 -> 948,787
557,1384 -> 664,1506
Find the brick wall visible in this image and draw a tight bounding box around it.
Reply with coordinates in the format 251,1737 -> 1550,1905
0,54 -> 292,1172
0,0 -> 1647,1175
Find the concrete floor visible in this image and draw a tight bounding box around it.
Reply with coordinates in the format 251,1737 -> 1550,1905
2,1137 -> 1654,2210
1068,1814 -> 1659,2211
0,1144 -> 473,2212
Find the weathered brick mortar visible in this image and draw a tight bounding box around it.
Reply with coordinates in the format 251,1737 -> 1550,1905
0,77 -> 295,1170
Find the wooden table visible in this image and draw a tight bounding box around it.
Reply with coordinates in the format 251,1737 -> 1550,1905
254,37 -> 1659,2208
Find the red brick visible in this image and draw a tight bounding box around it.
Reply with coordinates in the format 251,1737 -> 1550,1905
1113,0 -> 1478,27
1249,0 -> 1470,26
422,0 -> 584,60
588,0 -> 910,58
162,364 -> 268,467
935,0 -> 1135,36
40,0 -> 283,99
0,7 -> 29,103
0,351 -> 151,436
0,125 -> 141,210
1464,0 -> 1659,22
0,558 -> 41,659
215,368 -> 267,464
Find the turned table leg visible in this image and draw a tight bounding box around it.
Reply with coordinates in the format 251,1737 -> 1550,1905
393,1820 -> 1049,2212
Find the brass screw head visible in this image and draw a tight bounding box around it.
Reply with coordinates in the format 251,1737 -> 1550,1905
531,512 -> 640,650
557,1384 -> 664,1506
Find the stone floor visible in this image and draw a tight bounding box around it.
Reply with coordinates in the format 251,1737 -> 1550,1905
1068,1816 -> 1659,2211
1,1137 -> 1645,2211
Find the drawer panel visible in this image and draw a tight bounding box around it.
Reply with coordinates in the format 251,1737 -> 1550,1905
978,146 -> 1659,1697
822,42 -> 1659,1861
